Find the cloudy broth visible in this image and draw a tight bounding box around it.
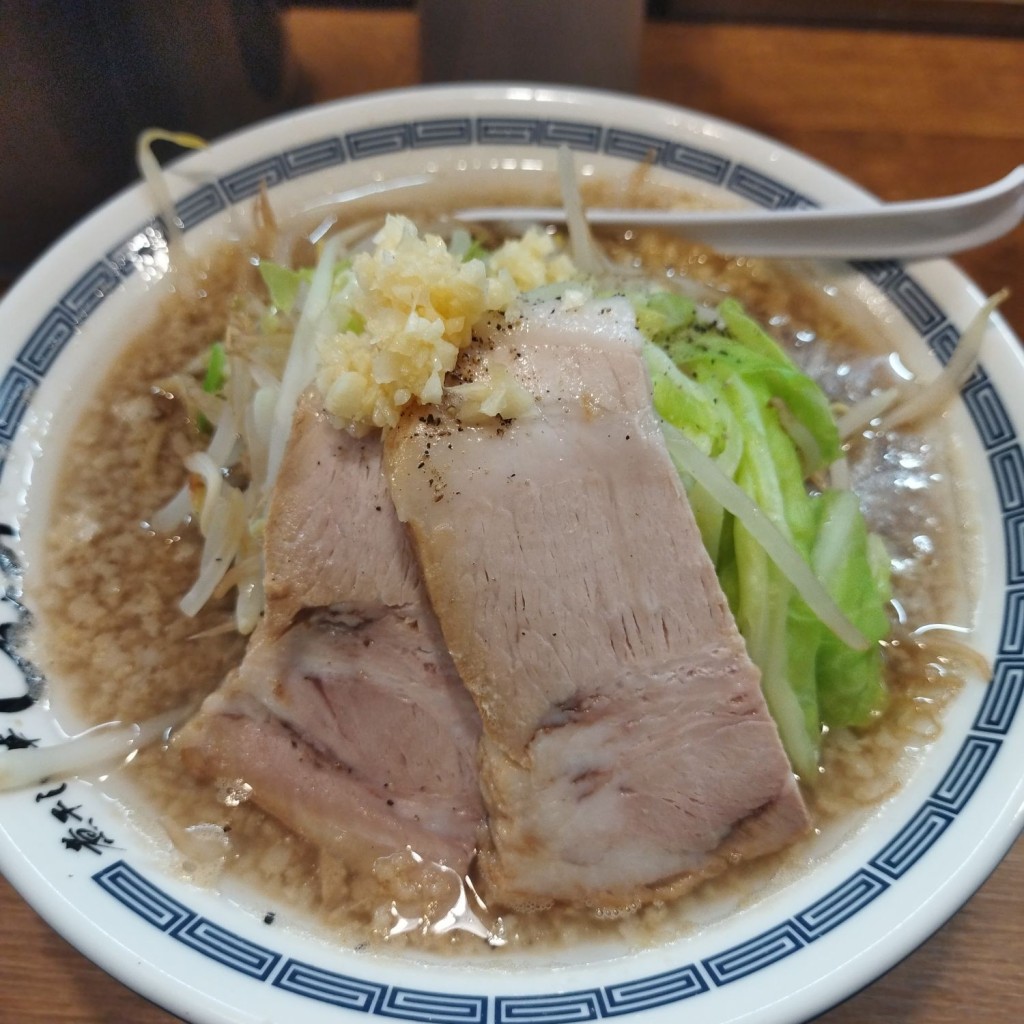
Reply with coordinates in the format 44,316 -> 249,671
27,201 -> 981,955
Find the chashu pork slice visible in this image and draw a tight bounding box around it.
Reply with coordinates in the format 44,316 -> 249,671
178,395 -> 484,893
384,295 -> 810,911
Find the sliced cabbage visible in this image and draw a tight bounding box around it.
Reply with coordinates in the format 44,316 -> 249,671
636,289 -> 890,778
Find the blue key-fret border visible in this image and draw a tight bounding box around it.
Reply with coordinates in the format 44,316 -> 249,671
0,113 -> 1016,1020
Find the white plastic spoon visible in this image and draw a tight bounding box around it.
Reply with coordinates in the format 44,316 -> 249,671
455,165 -> 1024,260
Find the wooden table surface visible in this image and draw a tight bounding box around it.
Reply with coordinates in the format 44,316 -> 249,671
1,7 -> 1021,1022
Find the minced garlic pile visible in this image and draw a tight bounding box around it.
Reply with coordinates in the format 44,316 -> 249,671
315,215 -> 579,429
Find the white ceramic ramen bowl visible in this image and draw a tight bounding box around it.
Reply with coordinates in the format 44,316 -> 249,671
0,84 -> 1021,1024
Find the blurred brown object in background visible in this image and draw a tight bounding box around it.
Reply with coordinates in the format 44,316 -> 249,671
419,0 -> 645,90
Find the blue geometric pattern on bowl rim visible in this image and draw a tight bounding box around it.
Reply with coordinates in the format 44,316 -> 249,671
3,115 -> 1019,1023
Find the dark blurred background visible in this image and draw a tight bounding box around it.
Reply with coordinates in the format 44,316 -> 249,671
0,1 -> 305,279
321,0 -> 1024,33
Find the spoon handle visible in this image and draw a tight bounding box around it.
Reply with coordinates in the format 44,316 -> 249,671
456,166 -> 1024,260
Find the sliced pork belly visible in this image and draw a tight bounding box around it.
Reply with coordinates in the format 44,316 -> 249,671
384,295 -> 810,910
178,396 -> 484,892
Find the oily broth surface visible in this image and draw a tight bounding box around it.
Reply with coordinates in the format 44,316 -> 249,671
27,209 -> 978,954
